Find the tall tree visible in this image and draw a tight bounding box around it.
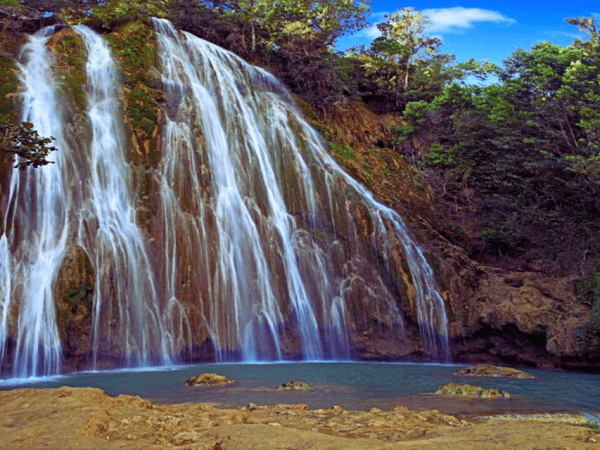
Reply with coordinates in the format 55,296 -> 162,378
355,7 -> 454,108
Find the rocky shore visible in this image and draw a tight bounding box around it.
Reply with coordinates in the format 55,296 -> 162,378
0,387 -> 597,449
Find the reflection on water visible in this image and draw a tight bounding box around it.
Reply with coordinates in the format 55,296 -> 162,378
1,362 -> 599,417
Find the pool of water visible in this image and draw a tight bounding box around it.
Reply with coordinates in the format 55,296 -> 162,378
1,362 -> 599,417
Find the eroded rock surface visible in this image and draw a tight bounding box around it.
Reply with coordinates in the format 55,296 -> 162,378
186,373 -> 235,387
273,380 -> 313,391
435,383 -> 511,399
0,387 -> 596,449
452,364 -> 535,379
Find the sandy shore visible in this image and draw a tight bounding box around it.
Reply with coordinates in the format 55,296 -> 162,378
0,386 -> 598,449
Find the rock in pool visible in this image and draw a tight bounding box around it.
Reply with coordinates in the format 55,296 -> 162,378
452,364 -> 534,379
186,373 -> 235,386
436,382 -> 510,399
273,380 -> 313,391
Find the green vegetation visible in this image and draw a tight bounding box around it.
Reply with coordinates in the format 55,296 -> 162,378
329,141 -> 355,160
0,0 -> 21,7
166,0 -> 370,111
585,419 -> 600,434
351,8 -> 453,109
0,56 -> 20,125
50,30 -> 88,112
395,17 -> 600,262
104,21 -> 163,163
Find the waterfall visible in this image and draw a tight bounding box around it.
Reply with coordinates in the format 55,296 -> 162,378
73,26 -> 173,367
154,19 -> 324,360
0,27 -> 68,377
152,19 -> 450,362
1,21 -> 450,377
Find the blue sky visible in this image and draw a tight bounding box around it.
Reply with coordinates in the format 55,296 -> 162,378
338,1 -> 599,66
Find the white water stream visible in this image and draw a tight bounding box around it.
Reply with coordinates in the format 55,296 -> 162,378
0,22 -> 450,377
152,19 -> 450,362
0,27 -> 68,377
73,26 -> 173,367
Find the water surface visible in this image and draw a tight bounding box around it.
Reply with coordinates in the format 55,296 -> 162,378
1,362 -> 598,418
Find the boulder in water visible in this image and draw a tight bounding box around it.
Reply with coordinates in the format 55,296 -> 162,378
436,382 -> 510,398
453,364 -> 534,379
274,380 -> 313,391
186,373 -> 234,386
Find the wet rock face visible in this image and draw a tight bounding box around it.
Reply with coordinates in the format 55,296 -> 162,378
54,245 -> 95,371
450,268 -> 596,369
186,373 -> 235,387
452,364 -> 534,379
435,383 -> 511,399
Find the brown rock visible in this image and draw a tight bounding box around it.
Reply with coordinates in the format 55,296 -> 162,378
186,373 -> 234,386
435,382 -> 510,398
0,387 -> 594,449
273,380 -> 313,390
453,364 -> 535,379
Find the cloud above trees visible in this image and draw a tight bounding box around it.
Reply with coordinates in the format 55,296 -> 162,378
361,7 -> 515,39
423,7 -> 516,33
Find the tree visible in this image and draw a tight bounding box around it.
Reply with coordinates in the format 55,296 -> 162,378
167,0 -> 370,110
376,7 -> 441,92
355,7 -> 455,109
397,20 -> 600,259
0,122 -> 57,169
566,16 -> 600,48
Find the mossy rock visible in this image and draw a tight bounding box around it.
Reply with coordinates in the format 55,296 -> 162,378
452,364 -> 534,379
186,373 -> 235,387
104,20 -> 164,164
273,380 -> 313,391
0,56 -> 20,125
435,382 -> 510,399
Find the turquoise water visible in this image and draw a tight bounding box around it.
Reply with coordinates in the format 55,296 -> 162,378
1,362 -> 598,417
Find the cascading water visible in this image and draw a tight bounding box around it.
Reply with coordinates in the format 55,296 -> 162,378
153,19 -> 324,360
151,19 -> 450,362
1,20 -> 451,377
72,26 -> 174,367
0,27 -> 68,377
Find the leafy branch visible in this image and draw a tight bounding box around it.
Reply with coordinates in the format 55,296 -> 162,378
0,122 -> 57,170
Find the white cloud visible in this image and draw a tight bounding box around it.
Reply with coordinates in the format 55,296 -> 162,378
356,7 -> 515,41
360,12 -> 388,39
423,7 -> 516,33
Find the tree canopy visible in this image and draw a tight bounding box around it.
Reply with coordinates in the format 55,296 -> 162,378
396,16 -> 600,262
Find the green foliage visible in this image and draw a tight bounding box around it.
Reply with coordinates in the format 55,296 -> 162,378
0,122 -> 58,169
105,21 -> 163,148
396,17 -> 600,259
0,56 -> 20,125
420,142 -> 456,168
50,31 -> 88,112
0,0 -> 21,7
64,0 -> 169,29
354,7 -> 459,111
584,420 -> 600,434
329,141 -> 355,160
167,0 -> 370,111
